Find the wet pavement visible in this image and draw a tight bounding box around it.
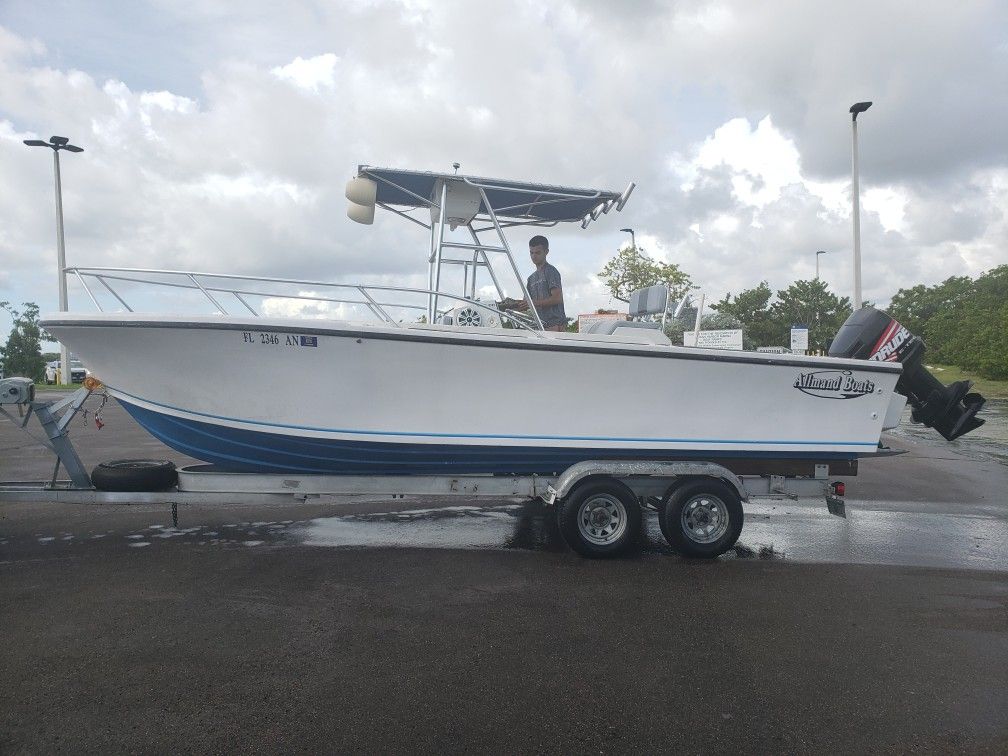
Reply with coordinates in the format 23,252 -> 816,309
1,391 -> 1007,751
891,397 -> 1008,467
2,493 -> 1007,571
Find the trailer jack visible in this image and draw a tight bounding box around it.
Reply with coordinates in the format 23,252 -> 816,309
0,378 -> 99,489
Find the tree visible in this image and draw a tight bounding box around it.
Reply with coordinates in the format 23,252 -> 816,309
597,245 -> 693,304
771,279 -> 852,353
919,265 -> 1008,379
886,275 -> 973,341
710,282 -> 776,349
701,311 -> 743,330
0,302 -> 47,381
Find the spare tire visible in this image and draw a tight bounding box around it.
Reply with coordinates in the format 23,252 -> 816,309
91,459 -> 178,492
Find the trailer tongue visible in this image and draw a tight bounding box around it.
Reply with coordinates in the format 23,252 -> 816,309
829,307 -> 986,441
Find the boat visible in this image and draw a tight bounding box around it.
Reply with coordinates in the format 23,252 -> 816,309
40,166 -> 985,475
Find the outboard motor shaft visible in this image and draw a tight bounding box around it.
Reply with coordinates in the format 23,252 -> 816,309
828,307 -> 986,441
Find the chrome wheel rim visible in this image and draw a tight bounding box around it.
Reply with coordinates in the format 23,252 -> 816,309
680,494 -> 729,544
577,494 -> 628,546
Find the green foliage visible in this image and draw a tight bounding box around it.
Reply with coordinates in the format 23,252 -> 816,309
0,301 -> 47,381
770,279 -> 853,353
710,282 -> 775,350
899,265 -> 1008,380
663,318 -> 687,345
598,245 -> 693,303
922,364 -> 1008,400
701,311 -> 742,330
596,242 -> 1006,376
710,279 -> 850,351
887,275 -> 973,338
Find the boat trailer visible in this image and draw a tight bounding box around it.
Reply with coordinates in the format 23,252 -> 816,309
1,378 -> 850,558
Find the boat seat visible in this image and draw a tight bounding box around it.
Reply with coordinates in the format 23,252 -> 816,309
585,284 -> 670,336
629,285 -> 669,319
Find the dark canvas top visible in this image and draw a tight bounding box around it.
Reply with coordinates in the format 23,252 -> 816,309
358,165 -> 626,223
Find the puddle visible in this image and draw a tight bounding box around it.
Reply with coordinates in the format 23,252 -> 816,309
290,500 -> 1008,570
5,498 -> 1007,570
725,502 -> 1008,571
294,504 -> 545,551
890,398 -> 1007,466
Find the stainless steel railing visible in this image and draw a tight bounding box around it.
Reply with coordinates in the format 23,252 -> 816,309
65,266 -> 542,335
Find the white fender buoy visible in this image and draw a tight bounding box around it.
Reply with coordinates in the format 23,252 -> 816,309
345,176 -> 377,206
347,201 -> 375,224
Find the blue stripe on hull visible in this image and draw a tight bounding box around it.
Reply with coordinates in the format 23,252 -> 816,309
119,399 -> 858,475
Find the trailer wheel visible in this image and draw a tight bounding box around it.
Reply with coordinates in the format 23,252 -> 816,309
558,479 -> 641,558
656,481 -> 690,548
91,459 -> 178,492
661,479 -> 743,558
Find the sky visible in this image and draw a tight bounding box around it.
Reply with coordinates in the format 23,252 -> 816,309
1,0 -> 1006,345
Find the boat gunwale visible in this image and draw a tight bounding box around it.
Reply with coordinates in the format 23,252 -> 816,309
41,313 -> 905,374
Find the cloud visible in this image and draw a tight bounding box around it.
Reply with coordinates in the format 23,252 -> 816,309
0,0 -> 1005,349
271,54 -> 339,92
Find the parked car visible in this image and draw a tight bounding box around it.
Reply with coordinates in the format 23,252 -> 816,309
44,360 -> 87,384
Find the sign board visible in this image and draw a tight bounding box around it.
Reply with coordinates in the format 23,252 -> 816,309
694,329 -> 743,350
578,312 -> 626,333
790,326 -> 809,353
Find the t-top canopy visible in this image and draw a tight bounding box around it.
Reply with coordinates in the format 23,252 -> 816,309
353,165 -> 634,227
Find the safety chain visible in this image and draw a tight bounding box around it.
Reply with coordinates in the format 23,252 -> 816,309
80,390 -> 110,430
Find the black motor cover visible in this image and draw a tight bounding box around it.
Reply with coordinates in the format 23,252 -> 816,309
828,307 -> 986,441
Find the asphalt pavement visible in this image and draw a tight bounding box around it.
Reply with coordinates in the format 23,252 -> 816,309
1,391 -> 1006,753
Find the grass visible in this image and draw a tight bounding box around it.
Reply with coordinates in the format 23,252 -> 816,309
33,382 -> 80,390
32,382 -> 92,392
925,364 -> 1008,399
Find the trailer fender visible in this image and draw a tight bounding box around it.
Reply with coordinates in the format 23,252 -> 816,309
545,461 -> 747,505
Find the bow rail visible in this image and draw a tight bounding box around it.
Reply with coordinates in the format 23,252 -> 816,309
65,266 -> 543,336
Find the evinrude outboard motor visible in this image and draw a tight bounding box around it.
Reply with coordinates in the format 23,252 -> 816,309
828,307 -> 986,441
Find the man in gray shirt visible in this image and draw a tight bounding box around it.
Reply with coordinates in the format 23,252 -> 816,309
508,235 -> 566,331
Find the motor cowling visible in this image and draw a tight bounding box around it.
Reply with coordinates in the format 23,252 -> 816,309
828,307 -> 986,441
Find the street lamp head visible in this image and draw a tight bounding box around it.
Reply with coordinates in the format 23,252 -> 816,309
849,101 -> 872,120
25,136 -> 83,152
620,228 -> 633,234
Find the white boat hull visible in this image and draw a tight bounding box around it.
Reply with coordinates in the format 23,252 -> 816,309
42,314 -> 904,474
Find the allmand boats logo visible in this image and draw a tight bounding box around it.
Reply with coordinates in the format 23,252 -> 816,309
794,370 -> 875,399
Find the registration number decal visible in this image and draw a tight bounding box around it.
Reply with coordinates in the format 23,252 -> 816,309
242,332 -> 318,347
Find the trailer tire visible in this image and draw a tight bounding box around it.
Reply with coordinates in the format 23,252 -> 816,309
91,459 -> 178,492
558,478 -> 641,558
661,479 -> 742,558
656,478 -> 696,549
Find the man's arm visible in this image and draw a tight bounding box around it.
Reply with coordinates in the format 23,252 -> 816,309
511,286 -> 562,311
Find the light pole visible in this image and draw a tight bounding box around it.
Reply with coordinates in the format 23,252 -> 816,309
815,249 -> 829,280
620,227 -> 635,253
849,101 -> 871,310
24,135 -> 83,386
